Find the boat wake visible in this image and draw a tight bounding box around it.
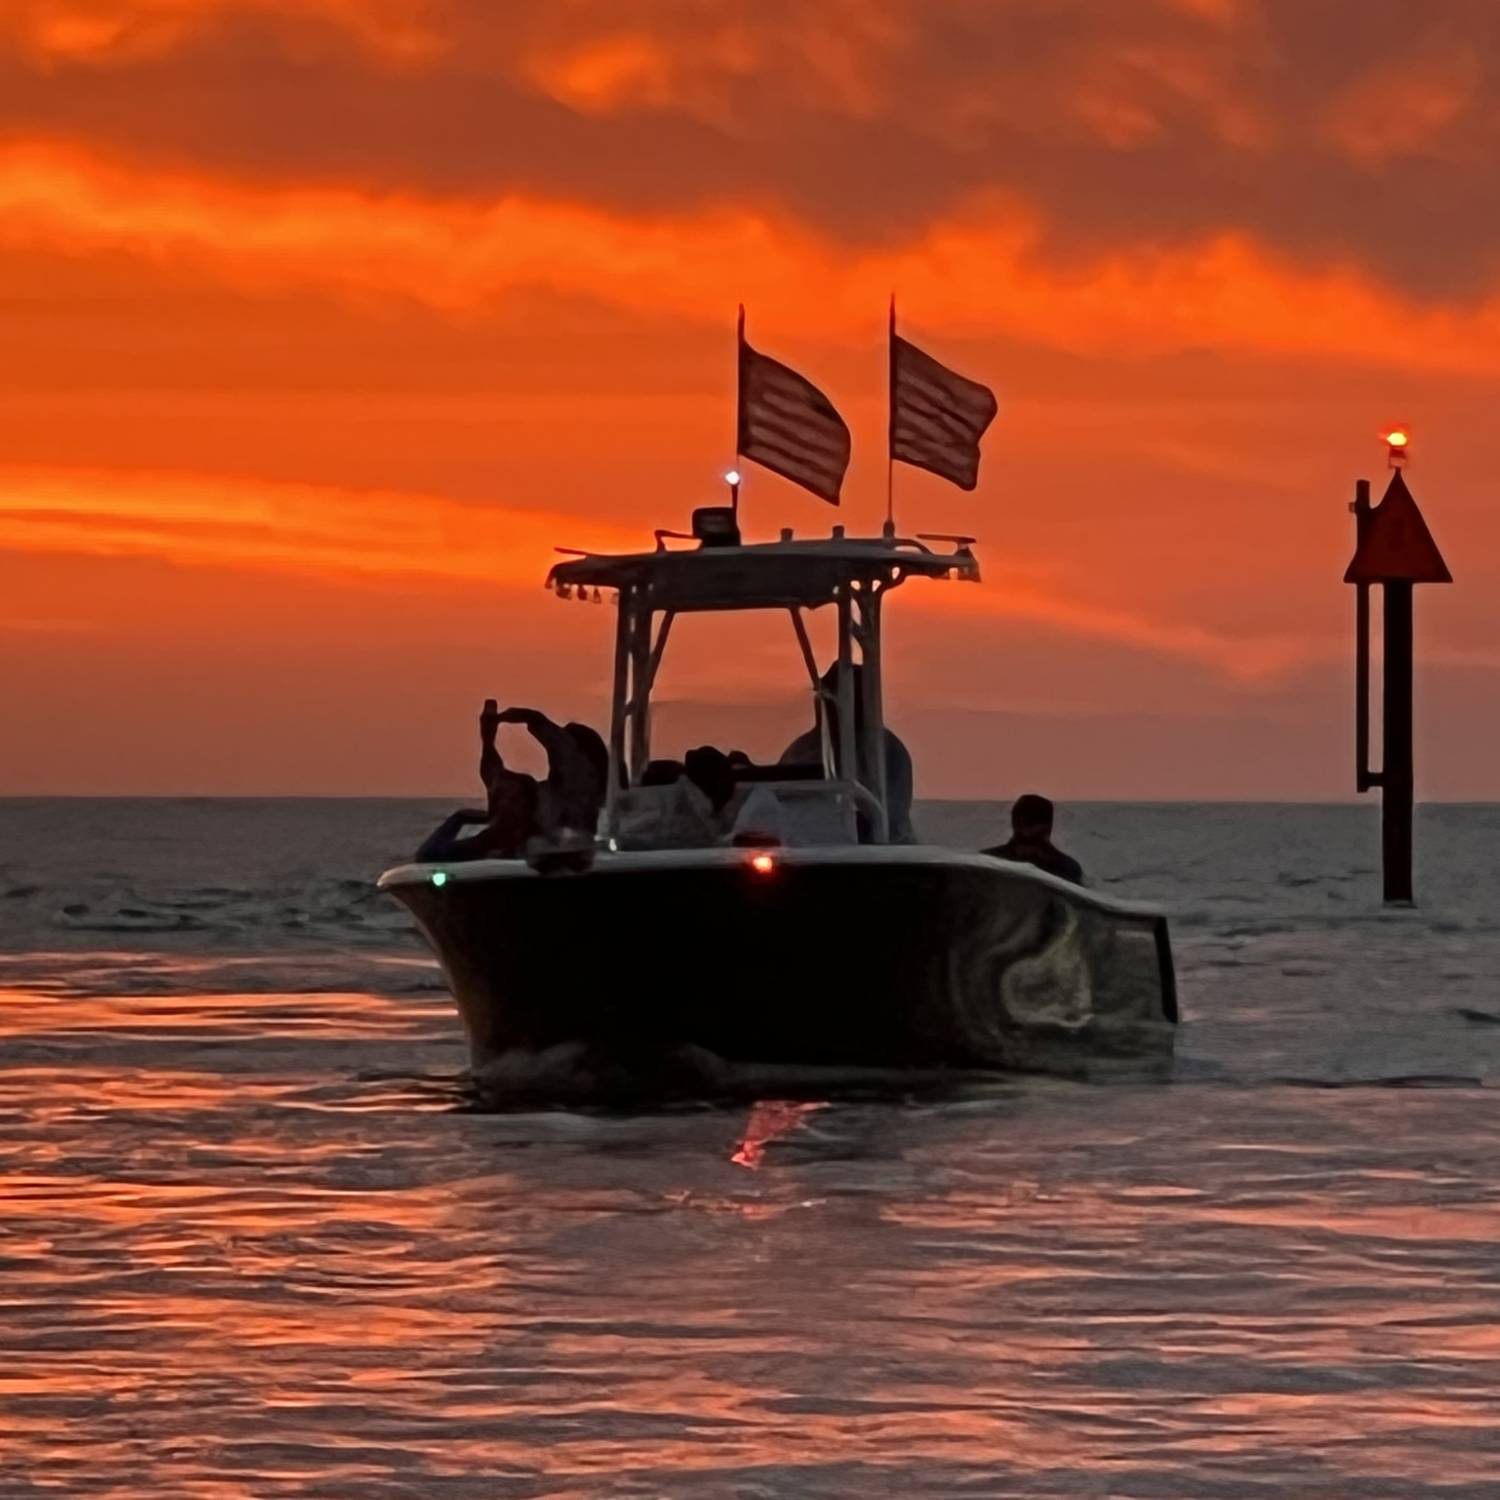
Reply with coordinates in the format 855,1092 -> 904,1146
465,1034 -> 1174,1107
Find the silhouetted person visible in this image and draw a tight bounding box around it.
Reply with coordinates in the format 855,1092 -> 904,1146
983,793 -> 1084,884
416,782 -> 537,862
490,705 -> 606,836
684,746 -> 737,813
641,759 -> 687,787
417,700 -> 605,861
779,663 -> 914,842
547,717 -> 609,829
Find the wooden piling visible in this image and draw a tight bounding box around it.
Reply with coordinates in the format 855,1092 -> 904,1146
1381,582 -> 1414,904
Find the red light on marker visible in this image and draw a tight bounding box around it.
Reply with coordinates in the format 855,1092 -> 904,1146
749,852 -> 775,875
1386,429 -> 1409,449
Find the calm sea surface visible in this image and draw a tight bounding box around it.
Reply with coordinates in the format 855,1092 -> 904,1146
2,798 -> 1498,1497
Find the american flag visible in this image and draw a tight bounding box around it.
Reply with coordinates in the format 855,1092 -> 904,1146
737,321 -> 850,506
890,325 -> 997,491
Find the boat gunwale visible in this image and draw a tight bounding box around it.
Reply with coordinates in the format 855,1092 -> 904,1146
376,844 -> 1169,922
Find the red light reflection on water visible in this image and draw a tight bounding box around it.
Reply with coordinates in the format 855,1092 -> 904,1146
731,1100 -> 825,1169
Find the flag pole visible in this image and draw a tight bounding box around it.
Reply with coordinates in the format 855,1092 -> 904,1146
885,295 -> 896,538
733,303 -> 746,524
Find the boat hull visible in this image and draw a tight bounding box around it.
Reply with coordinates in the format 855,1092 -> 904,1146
379,847 -> 1176,1076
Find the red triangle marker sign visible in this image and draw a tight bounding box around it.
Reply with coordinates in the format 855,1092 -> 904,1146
1344,472 -> 1452,584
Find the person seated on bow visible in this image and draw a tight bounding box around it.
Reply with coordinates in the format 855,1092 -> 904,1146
416,700 -> 607,861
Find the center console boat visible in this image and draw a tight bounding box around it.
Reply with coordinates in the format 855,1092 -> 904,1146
379,511 -> 1177,1087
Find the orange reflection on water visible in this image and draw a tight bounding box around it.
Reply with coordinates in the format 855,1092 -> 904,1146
0,983 -> 445,1043
2,977 -> 1499,1491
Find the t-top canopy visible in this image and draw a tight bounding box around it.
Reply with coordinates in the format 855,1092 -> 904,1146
547,533 -> 980,612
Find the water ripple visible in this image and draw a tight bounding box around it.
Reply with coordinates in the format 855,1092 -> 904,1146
3,800 -> 1499,1493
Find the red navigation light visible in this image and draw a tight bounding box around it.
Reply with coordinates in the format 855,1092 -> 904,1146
1386,429 -> 1409,448
1384,429 -> 1410,468
749,852 -> 775,875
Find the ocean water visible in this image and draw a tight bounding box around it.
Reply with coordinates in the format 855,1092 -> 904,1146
2,798 -> 1498,1497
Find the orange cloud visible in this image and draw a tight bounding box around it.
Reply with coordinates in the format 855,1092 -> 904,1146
1072,38 -> 1269,152
1160,0 -> 1249,23
3,138 -> 1497,372
1072,83 -> 1164,150
914,572 -> 1323,682
525,28 -> 756,120
0,0 -> 441,65
0,465 -> 1326,682
1325,50 -> 1479,167
522,1 -> 906,122
0,466 -> 642,586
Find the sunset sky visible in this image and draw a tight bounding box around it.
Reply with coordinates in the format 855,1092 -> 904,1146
3,0 -> 1498,798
